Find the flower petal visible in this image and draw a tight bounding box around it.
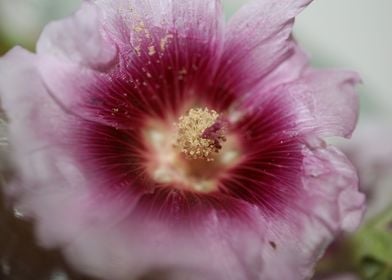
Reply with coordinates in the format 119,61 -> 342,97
56,212 -> 267,280
258,41 -> 310,92
36,2 -> 117,70
254,145 -> 365,280
36,0 -> 227,124
0,48 -> 86,248
288,70 -> 361,138
217,0 -> 312,93
302,145 -> 365,233
95,0 -> 224,60
0,47 -> 83,201
338,118 -> 392,219
0,47 -> 63,154
0,47 -> 111,229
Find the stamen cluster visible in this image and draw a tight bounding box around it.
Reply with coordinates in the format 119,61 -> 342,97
175,107 -> 226,161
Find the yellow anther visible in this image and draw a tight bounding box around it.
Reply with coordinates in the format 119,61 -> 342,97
175,108 -> 226,161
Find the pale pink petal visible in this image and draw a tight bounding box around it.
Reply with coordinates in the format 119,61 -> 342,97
253,145 -> 365,280
287,70 -> 361,138
0,47 -> 66,157
0,47 -> 84,211
53,211 -> 267,280
338,118 -> 392,218
0,49 -> 83,249
229,145 -> 363,280
302,145 -> 365,233
36,56 -> 104,124
36,0 -> 225,123
0,48 -> 123,249
217,0 -> 312,93
259,41 -> 310,92
95,0 -> 224,62
37,2 -> 117,70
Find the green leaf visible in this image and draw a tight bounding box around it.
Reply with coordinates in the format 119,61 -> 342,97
352,206 -> 392,279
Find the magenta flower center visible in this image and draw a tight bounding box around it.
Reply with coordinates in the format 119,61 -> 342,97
143,107 -> 241,193
72,30 -> 306,222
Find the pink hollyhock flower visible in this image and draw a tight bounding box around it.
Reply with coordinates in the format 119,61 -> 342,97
0,0 -> 365,279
